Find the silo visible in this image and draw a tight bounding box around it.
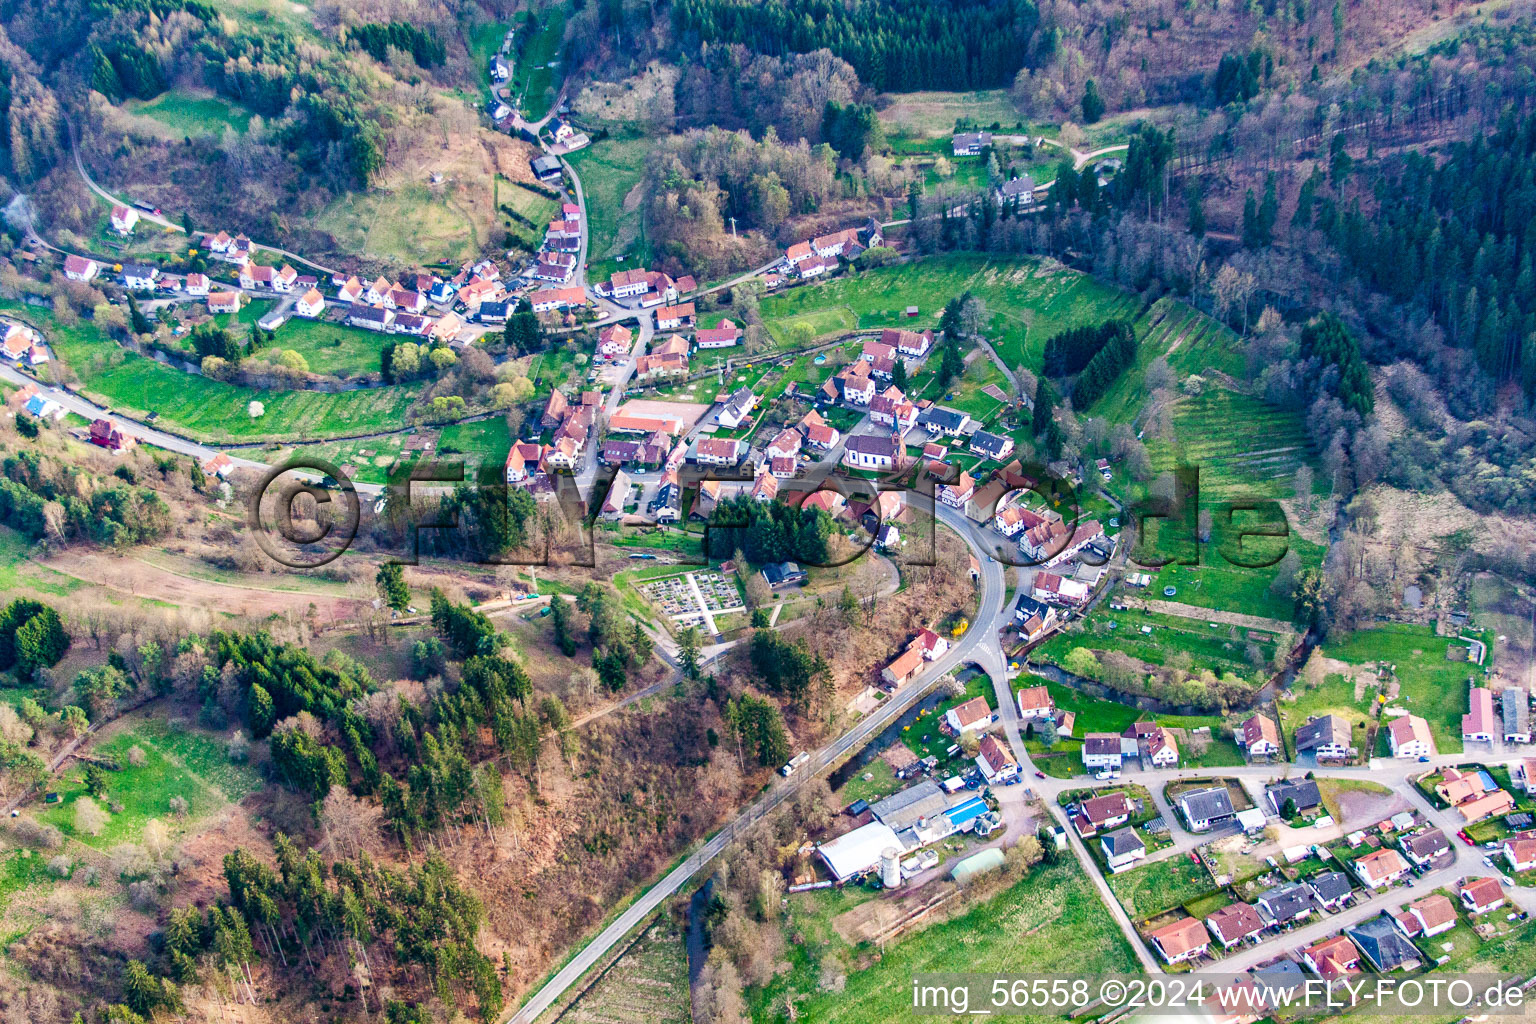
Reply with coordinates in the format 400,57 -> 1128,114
880,847 -> 902,889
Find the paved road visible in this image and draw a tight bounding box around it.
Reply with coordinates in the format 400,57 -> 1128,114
505,501 -> 1007,1024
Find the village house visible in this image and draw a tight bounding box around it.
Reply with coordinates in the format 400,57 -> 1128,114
207,292 -> 241,315
1100,828 -> 1146,872
1265,778 -> 1321,816
1206,902 -> 1267,948
1077,793 -> 1132,834
656,302 -> 696,330
765,428 -> 802,461
1504,835 -> 1536,873
694,437 -> 746,467
601,471 -> 633,520
295,288 -> 325,318
880,327 -> 933,360
1255,883 -> 1312,927
1295,715 -> 1353,761
336,276 -> 364,303
1355,848 -> 1410,889
238,264 -> 275,290
1308,871 -> 1355,911
347,304 -> 394,331
1347,915 -> 1421,973
870,387 -> 919,432
1401,830 -> 1453,870
798,409 -> 840,450
110,205 -> 139,234
715,388 -> 757,429
1148,917 -> 1209,965
533,254 -> 577,283
1237,715 -> 1282,759
696,318 -> 741,349
939,471 -> 975,509
393,313 -> 431,336
63,254 -> 98,282
88,418 -> 133,452
1300,935 -> 1360,981
1015,685 -> 1054,721
530,286 -> 586,313
596,324 -> 633,361
974,733 -> 1018,783
0,324 -> 42,364
1177,786 -> 1233,831
271,265 -> 299,292
1399,893 -> 1457,938
182,272 -> 209,296
1387,715 -> 1435,758
121,264 -> 159,291
944,696 -> 993,736
1459,876 -> 1506,915
952,131 -> 993,156
917,405 -> 970,437
996,175 -> 1037,207
1081,733 -> 1122,769
1032,570 -> 1089,606
968,430 -> 1014,462
798,254 -> 837,279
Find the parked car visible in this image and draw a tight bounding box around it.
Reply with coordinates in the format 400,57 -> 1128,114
1034,770 -> 1046,779
1418,755 -> 1430,762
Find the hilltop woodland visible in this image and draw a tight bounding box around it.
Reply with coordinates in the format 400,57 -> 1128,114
1,0 -> 528,259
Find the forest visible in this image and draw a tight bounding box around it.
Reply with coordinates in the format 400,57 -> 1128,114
671,0 -> 1039,92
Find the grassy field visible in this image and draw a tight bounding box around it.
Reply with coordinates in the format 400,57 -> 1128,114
0,527 -> 82,599
1105,855 -> 1220,920
566,134 -> 652,280
1319,624 -> 1487,755
1130,524 -> 1327,623
550,920 -> 690,1024
759,254 -> 1142,368
1034,607 -> 1276,680
314,182 -> 481,268
261,316 -> 387,378
510,3 -> 568,121
9,300 -> 425,444
122,89 -> 252,137
875,90 -> 1025,135
747,858 -> 1138,1023
501,177 -> 563,251
35,722 -> 261,850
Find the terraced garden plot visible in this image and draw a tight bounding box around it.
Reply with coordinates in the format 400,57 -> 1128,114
1147,389 -> 1317,501
556,922 -> 690,1024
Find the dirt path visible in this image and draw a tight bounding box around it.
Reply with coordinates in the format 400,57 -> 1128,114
1138,599 -> 1292,634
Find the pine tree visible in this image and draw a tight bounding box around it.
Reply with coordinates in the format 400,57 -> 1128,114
549,596 -> 576,656
679,626 -> 701,680
375,563 -> 410,611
